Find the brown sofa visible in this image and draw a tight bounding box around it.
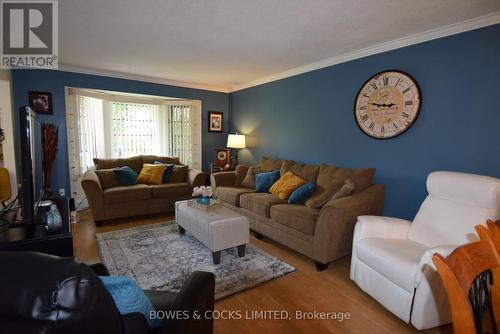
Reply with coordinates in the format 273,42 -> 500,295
210,157 -> 384,270
81,155 -> 205,225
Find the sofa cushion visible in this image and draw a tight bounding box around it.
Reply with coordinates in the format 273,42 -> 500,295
356,238 -> 427,292
241,166 -> 263,189
94,157 -> 143,174
103,184 -> 152,205
140,155 -> 181,165
95,169 -> 122,190
270,204 -> 320,235
150,183 -> 191,199
318,164 -> 375,194
280,162 -> 319,182
269,171 -> 307,200
215,186 -> 255,207
168,165 -> 188,183
240,193 -> 286,218
259,156 -> 287,172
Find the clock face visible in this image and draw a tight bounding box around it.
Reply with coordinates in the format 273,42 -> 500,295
355,70 -> 421,139
217,151 -> 227,161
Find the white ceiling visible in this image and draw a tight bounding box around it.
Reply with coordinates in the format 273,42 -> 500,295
59,0 -> 500,92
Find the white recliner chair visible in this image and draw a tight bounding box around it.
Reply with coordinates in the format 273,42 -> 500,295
350,171 -> 500,330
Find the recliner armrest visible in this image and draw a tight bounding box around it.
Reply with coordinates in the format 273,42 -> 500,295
187,168 -> 206,187
156,271 -> 215,334
354,215 -> 412,241
415,244 -> 457,287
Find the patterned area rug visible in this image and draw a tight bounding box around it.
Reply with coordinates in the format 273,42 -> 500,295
97,221 -> 296,300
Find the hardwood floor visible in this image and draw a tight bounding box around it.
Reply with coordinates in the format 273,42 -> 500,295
73,210 -> 453,334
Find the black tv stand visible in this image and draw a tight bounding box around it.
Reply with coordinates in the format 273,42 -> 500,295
0,197 -> 73,257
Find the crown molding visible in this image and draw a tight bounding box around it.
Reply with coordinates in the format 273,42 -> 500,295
57,65 -> 230,93
230,11 -> 500,92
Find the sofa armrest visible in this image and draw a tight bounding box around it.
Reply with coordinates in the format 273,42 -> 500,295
313,184 -> 385,263
81,169 -> 105,221
210,171 -> 236,193
187,168 -> 206,187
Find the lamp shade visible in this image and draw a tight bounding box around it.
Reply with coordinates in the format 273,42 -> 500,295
227,134 -> 246,149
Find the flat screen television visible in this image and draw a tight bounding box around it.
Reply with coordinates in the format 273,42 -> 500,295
19,106 -> 37,224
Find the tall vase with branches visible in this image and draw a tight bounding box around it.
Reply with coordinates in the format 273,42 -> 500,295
41,123 -> 58,195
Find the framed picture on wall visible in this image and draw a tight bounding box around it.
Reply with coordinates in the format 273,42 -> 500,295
28,91 -> 53,115
208,111 -> 223,132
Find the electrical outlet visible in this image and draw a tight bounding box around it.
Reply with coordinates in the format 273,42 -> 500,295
59,188 -> 65,197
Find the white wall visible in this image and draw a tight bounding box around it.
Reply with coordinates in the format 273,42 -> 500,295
0,69 -> 17,198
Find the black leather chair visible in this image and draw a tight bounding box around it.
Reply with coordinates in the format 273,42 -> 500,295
0,251 -> 215,334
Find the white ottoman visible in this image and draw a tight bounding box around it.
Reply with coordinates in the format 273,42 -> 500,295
175,200 -> 250,264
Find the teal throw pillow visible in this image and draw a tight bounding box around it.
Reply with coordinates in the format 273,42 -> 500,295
99,275 -> 161,329
288,182 -> 316,204
154,161 -> 175,183
113,166 -> 138,186
255,170 -> 280,193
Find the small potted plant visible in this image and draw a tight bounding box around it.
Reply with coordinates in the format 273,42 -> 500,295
192,186 -> 213,205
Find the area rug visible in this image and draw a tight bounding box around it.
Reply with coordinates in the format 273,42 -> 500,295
97,221 -> 296,300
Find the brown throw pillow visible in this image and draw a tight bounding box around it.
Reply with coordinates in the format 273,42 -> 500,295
95,169 -> 122,190
241,166 -> 263,189
318,164 -> 375,194
331,179 -> 356,201
140,155 -> 181,165
259,156 -> 285,172
93,157 -> 142,173
168,165 -> 188,183
305,179 -> 344,209
280,162 -> 319,182
235,165 -> 250,186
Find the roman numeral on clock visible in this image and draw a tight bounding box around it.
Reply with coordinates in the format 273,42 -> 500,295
360,105 -> 367,110
393,122 -> 398,129
361,114 -> 368,122
369,122 -> 375,130
402,87 -> 411,94
383,77 -> 389,86
405,100 -> 413,105
371,83 -> 377,90
395,78 -> 401,87
402,112 -> 410,118
381,125 -> 385,133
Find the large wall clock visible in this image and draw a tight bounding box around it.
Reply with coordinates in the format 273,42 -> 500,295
354,70 -> 421,139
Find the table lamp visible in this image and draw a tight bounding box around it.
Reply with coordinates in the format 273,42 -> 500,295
226,133 -> 246,170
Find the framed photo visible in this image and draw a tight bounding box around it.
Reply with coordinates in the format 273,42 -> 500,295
28,91 -> 53,115
211,163 -> 225,173
215,148 -> 230,165
208,111 -> 223,132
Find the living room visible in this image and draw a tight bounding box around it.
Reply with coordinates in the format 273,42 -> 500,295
0,1 -> 500,333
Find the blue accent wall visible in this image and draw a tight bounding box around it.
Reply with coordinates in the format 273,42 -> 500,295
229,24 -> 500,220
11,69 -> 229,196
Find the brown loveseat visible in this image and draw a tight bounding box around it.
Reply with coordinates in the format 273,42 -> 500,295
81,155 -> 205,225
210,157 -> 384,270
